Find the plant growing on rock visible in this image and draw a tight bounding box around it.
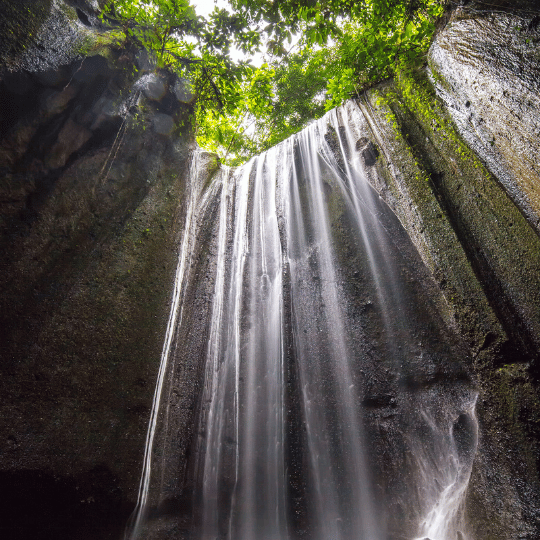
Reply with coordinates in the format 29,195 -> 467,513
100,0 -> 446,165
100,0 -> 261,124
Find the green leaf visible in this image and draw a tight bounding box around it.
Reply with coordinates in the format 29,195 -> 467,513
405,22 -> 415,39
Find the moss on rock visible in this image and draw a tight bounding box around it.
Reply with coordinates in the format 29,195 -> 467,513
356,58 -> 540,540
0,39 -> 197,538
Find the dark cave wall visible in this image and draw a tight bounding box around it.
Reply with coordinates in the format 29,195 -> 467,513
0,34 -> 198,540
427,9 -> 540,538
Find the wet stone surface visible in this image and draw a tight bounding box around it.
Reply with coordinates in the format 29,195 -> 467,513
1,2 -> 540,540
0,38 -> 196,540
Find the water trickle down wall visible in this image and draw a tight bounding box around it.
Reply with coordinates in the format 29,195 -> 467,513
129,9 -> 540,536
1,3 -> 540,540
130,101 -> 483,540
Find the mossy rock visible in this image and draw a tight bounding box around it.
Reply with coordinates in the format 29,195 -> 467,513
0,0 -> 53,67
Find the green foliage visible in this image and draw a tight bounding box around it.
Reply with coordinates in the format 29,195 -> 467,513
220,0 -> 445,163
100,0 -> 446,165
196,45 -> 333,164
195,63 -> 277,166
102,0 -> 200,66
261,47 -> 328,148
324,1 -> 444,109
101,0 -> 261,151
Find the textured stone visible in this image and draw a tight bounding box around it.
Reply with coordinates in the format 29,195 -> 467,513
429,11 -> 540,234
1,2 -> 540,540
357,62 -> 540,540
153,113 -> 175,136
173,79 -> 194,104
0,42 -> 196,540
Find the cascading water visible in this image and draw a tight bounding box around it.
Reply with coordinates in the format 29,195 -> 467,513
125,151 -> 208,540
128,101 -> 479,540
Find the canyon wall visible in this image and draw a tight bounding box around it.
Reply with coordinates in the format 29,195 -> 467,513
0,2 -> 203,537
0,1 -> 539,539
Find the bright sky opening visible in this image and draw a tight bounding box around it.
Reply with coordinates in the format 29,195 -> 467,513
191,0 -> 265,66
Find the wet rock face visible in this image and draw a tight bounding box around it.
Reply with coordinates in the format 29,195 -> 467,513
355,16 -> 540,535
423,12 -> 540,535
356,137 -> 380,166
0,44 -> 196,539
1,2 -> 540,540
360,79 -> 540,538
429,8 -> 540,233
0,0 -> 105,74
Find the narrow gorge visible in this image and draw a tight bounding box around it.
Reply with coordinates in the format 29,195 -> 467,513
1,2 -> 539,540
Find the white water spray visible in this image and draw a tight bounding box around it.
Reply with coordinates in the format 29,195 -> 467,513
129,103 -> 479,540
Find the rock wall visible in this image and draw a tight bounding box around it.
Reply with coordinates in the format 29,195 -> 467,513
429,7 -> 540,235
0,7 -> 200,536
353,5 -> 540,537
1,1 -> 540,540
425,8 -> 540,537
0,0 -> 107,74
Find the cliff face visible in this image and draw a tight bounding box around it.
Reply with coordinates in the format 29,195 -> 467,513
0,2 -> 539,540
353,7 -> 540,537
0,3 -> 199,537
426,10 -> 540,538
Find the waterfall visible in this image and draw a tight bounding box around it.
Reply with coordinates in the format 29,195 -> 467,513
125,151 -> 209,540
129,101 -> 479,540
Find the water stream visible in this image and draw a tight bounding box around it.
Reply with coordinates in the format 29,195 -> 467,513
128,101 -> 478,540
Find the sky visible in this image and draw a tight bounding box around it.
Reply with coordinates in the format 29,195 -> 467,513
191,0 -> 231,18
191,0 -> 265,66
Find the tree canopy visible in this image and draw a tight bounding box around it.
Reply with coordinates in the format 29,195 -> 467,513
101,0 -> 445,165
